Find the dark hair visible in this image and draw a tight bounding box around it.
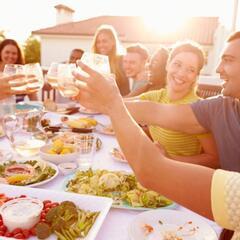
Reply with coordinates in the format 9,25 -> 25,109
126,43 -> 149,61
0,39 -> 25,64
71,48 -> 84,55
227,31 -> 240,42
149,46 -> 169,86
168,40 -> 204,73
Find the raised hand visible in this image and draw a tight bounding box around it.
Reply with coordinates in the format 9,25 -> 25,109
73,61 -> 122,114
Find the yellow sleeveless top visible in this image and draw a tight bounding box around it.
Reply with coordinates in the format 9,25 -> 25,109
140,89 -> 205,157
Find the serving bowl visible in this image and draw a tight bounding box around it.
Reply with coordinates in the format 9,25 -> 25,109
39,143 -> 79,164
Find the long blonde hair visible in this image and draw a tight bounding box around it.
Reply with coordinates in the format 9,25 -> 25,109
92,25 -> 129,95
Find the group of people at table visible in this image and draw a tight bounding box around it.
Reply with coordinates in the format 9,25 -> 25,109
0,23 -> 240,240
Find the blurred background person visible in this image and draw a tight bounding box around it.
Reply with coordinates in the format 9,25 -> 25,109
68,48 -> 84,64
124,46 -> 169,98
123,43 -> 149,97
0,39 -> 38,101
92,24 -> 130,95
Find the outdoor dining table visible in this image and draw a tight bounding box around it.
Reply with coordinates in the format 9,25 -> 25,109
0,110 -> 222,240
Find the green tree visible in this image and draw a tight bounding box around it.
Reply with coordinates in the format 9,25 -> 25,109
0,30 -> 6,42
24,35 -> 40,63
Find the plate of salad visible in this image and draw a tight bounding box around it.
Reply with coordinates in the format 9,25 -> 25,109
65,169 -> 175,210
0,159 -> 58,187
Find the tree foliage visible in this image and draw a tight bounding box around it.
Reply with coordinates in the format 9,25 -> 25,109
23,35 -> 41,63
0,30 -> 6,42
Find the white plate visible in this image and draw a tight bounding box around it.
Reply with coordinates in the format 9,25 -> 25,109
0,160 -> 59,187
0,184 -> 113,240
96,124 -> 115,136
109,148 -> 127,163
28,161 -> 59,187
79,107 -> 100,115
128,209 -> 218,240
0,150 -> 13,162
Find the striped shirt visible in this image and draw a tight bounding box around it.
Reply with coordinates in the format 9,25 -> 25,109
140,88 -> 204,157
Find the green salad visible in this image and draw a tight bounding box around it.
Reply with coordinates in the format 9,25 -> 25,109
66,169 -> 173,209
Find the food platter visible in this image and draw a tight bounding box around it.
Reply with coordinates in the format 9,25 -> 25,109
52,132 -> 102,151
0,184 -> 113,240
128,209 -> 217,240
0,159 -> 58,187
64,169 -> 175,211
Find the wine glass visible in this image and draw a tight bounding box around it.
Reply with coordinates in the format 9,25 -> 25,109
57,63 -> 79,98
3,64 -> 26,92
45,62 -> 59,88
24,63 -> 44,91
80,52 -> 111,74
3,111 -> 47,157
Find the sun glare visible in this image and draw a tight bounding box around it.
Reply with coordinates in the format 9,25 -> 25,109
141,0 -> 208,35
143,14 -> 188,35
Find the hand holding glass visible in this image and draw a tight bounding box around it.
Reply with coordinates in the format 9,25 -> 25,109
57,63 -> 79,97
3,63 -> 44,93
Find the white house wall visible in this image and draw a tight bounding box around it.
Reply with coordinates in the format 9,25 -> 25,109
40,35 -> 92,67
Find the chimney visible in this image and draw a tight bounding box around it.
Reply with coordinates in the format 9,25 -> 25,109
54,4 -> 75,25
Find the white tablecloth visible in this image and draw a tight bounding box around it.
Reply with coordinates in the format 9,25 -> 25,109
0,111 -> 222,239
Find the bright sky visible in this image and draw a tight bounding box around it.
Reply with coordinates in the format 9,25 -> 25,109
0,0 -> 237,43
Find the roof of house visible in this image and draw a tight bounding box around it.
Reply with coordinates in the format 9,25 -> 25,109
32,16 -> 219,45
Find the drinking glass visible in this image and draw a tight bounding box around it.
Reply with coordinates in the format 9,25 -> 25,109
74,133 -> 96,170
45,62 -> 59,88
3,64 -> 26,91
80,52 -> 111,74
3,112 -> 47,157
57,63 -> 79,97
24,63 -> 44,91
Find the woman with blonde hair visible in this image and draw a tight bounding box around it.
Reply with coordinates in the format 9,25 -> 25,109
92,24 -> 130,95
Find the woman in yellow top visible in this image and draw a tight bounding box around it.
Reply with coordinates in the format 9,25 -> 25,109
131,41 -> 218,168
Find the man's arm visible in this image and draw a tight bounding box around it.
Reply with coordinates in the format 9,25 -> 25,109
125,100 -> 207,134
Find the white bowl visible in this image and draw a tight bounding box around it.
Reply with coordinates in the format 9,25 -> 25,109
58,162 -> 78,175
39,143 -> 79,164
0,197 -> 43,232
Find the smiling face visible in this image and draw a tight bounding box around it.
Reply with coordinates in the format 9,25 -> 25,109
216,39 -> 240,98
1,44 -> 19,64
166,52 -> 199,95
96,32 -> 115,56
123,52 -> 145,79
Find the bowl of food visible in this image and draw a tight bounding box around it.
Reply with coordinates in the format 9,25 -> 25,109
39,139 -> 79,164
0,197 -> 43,232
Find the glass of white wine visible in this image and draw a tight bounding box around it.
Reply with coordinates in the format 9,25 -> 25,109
3,64 -> 26,91
57,63 -> 79,98
79,52 -> 111,74
24,63 -> 44,91
45,62 -> 59,88
3,112 -> 47,157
